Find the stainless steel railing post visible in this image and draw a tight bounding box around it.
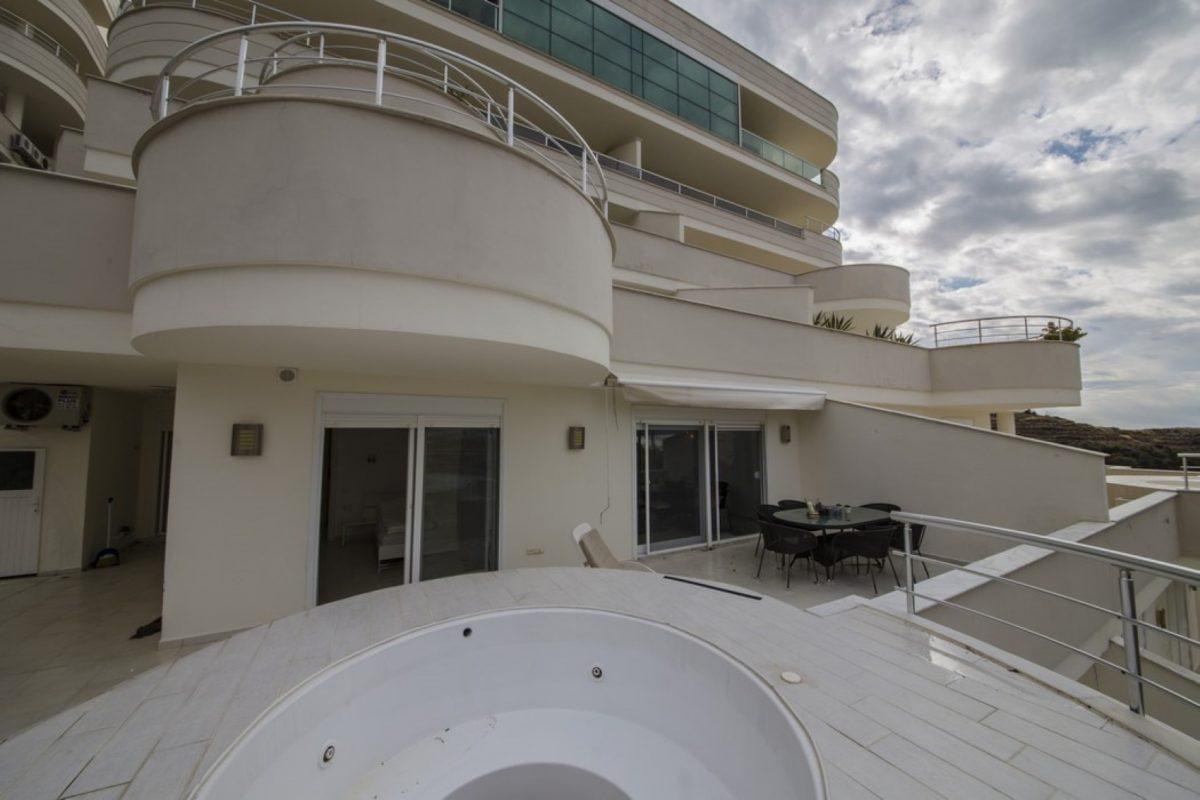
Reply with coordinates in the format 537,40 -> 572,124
1118,568 -> 1145,714
505,85 -> 514,146
374,38 -> 386,105
904,522 -> 915,615
157,75 -> 169,118
233,34 -> 248,96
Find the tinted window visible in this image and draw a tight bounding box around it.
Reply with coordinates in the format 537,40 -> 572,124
0,451 -> 35,491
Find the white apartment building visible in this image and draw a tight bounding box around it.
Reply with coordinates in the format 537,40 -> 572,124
0,0 -> 1098,647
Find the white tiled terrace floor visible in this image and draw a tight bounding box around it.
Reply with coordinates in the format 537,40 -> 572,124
641,538 -> 946,610
0,542 -> 202,743
1,566 -> 1197,799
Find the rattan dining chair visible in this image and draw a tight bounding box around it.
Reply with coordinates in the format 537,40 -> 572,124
757,520 -> 819,588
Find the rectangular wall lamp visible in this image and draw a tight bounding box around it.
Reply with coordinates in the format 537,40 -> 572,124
231,423 -> 264,456
568,426 -> 586,450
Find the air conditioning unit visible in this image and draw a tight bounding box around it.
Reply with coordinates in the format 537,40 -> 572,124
9,133 -> 49,170
0,385 -> 90,429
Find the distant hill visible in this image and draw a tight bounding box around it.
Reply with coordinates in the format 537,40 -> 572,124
1015,411 -> 1200,469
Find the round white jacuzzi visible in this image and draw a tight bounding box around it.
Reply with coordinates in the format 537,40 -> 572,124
192,607 -> 826,799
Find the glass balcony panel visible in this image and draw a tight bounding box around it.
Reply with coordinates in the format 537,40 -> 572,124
504,11 -> 550,51
551,0 -> 592,23
550,33 -> 591,71
643,59 -> 676,92
594,55 -> 631,91
678,97 -> 709,129
593,5 -> 630,43
642,35 -> 676,69
551,10 -> 591,48
678,74 -> 707,107
506,0 -> 550,26
593,29 -> 631,69
448,0 -> 498,28
642,81 -> 677,114
677,52 -> 708,86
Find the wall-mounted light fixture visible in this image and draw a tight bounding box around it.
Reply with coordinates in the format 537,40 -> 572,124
231,423 -> 264,456
779,424 -> 792,444
567,426 -> 586,450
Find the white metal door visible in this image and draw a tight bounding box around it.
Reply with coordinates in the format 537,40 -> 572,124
0,448 -> 44,577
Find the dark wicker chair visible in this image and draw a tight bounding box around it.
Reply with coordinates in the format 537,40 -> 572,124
889,522 -> 931,579
777,499 -> 807,510
829,524 -> 899,594
862,502 -> 901,513
754,504 -> 781,557
757,521 -> 819,588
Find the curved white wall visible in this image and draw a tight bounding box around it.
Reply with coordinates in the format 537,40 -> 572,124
129,96 -> 613,384
806,262 -> 910,330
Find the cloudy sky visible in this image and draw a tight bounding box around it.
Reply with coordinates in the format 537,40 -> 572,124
676,0 -> 1200,428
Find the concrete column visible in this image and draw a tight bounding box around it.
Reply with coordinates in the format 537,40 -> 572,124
5,90 -> 27,129
995,411 -> 1016,434
607,138 -> 642,168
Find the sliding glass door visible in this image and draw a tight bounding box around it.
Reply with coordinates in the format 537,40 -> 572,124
416,426 -> 500,581
636,420 -> 764,554
317,398 -> 501,604
713,427 -> 764,542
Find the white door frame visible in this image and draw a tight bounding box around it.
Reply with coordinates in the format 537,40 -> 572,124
0,447 -> 45,577
307,393 -> 504,607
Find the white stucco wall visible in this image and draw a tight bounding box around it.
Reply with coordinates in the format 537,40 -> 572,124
793,401 -> 1110,563
160,364 -> 637,644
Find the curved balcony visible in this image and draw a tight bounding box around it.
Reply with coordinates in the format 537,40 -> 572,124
129,24 -> 613,384
929,339 -> 1082,409
930,315 -> 1075,347
806,263 -> 910,330
0,6 -> 85,143
107,0 -> 304,89
8,0 -> 106,72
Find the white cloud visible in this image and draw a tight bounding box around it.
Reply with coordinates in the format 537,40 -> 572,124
675,0 -> 1200,428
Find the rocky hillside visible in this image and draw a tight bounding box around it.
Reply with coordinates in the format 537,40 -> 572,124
1016,412 -> 1200,469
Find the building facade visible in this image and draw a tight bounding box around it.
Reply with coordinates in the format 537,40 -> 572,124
0,0 -> 1094,645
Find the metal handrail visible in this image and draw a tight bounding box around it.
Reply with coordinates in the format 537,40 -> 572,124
150,22 -> 608,212
0,7 -> 81,72
594,151 -> 840,243
117,0 -> 303,24
892,510 -> 1200,718
1182,453 -> 1199,491
930,315 -> 1074,347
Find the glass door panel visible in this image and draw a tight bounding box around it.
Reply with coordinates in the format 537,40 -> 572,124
645,424 -> 705,552
714,428 -> 763,541
418,426 -> 500,581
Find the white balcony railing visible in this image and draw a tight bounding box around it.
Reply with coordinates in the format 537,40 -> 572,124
0,6 -> 80,72
151,22 -> 608,212
930,315 -> 1074,347
117,0 -> 302,23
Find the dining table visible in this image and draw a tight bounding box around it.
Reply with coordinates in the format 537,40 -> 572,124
773,505 -> 892,532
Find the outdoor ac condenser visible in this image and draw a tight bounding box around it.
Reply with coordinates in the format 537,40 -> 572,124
0,384 -> 90,429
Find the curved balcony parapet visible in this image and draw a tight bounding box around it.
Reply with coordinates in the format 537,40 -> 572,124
805,262 -> 910,329
106,2 -> 305,89
129,26 -> 614,384
148,21 -> 607,211
0,8 -> 86,135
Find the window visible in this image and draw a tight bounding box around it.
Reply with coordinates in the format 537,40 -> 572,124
477,0 -> 740,143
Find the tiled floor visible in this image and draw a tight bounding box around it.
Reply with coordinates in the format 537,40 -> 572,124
642,538 -> 943,609
0,541 -> 202,743
2,567 -> 1195,799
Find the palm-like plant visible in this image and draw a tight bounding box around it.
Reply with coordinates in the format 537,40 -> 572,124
813,311 -> 855,331
869,324 -> 919,345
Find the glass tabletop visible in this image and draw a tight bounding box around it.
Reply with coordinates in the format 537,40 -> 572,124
773,506 -> 892,531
